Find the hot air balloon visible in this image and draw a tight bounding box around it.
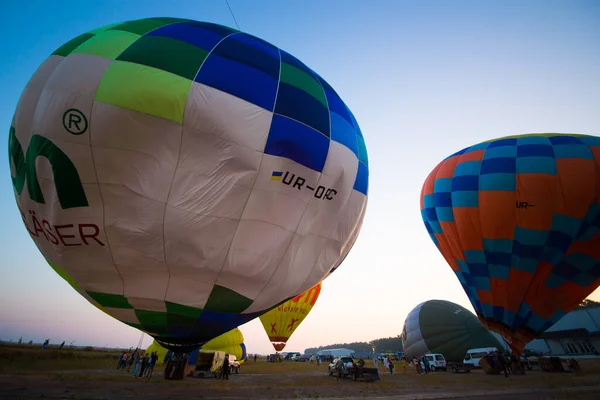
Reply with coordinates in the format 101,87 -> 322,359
420,133 -> 600,354
260,282 -> 322,351
401,299 -> 505,363
9,17 -> 369,352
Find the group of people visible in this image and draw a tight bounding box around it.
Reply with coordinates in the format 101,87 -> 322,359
117,350 -> 159,378
373,355 -> 398,374
487,350 -> 523,377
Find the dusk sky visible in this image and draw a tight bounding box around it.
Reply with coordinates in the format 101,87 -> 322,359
1,0 -> 599,354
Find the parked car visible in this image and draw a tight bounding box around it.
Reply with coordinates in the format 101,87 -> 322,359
425,353 -> 447,371
328,356 -> 355,377
285,352 -> 301,361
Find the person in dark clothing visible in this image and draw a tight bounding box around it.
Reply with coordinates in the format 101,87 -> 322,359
222,355 -> 230,380
495,351 -> 508,377
139,354 -> 149,377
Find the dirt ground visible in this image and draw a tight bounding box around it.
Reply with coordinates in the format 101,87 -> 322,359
2,360 -> 600,400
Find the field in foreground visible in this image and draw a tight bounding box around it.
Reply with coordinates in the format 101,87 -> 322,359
1,344 -> 600,399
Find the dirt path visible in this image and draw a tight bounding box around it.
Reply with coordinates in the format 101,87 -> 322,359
1,369 -> 600,400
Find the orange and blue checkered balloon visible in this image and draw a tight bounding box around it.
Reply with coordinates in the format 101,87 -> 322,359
420,133 -> 600,354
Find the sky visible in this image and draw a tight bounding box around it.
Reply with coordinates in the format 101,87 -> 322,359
0,0 -> 599,354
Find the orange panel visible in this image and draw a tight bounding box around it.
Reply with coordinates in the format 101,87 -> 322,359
435,233 -> 460,270
452,207 -> 484,250
421,164 -> 441,197
458,149 -> 485,162
515,173 -> 557,231
436,157 -> 459,179
525,262 -> 555,319
557,281 -> 600,312
566,232 -> 600,258
489,278 -> 509,310
477,289 -> 493,305
506,269 -> 534,313
555,158 -> 596,218
440,221 -> 467,260
479,191 -> 516,240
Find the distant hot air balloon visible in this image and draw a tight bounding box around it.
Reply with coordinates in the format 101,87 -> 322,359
420,133 -> 600,354
401,299 -> 505,363
9,17 -> 369,352
260,282 -> 322,351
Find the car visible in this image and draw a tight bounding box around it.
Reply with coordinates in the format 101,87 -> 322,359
425,353 -> 447,372
285,352 -> 301,361
328,356 -> 355,377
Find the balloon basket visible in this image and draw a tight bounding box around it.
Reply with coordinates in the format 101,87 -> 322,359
163,353 -> 188,381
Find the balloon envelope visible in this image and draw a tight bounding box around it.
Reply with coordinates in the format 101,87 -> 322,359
401,299 -> 504,362
9,17 -> 368,350
260,282 -> 322,351
420,133 -> 600,354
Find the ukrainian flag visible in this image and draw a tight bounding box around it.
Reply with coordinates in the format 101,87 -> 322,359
271,171 -> 283,180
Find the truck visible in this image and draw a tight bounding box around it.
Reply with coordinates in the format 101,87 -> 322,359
193,350 -> 227,378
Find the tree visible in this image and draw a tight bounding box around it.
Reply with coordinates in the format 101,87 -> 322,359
576,299 -> 600,309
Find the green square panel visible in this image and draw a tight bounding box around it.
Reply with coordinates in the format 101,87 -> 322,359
155,17 -> 192,24
86,291 -> 133,309
95,60 -> 192,124
109,18 -> 177,36
167,314 -> 198,329
72,30 -> 140,60
280,63 -> 327,108
52,33 -> 95,57
204,285 -> 253,314
88,22 -> 122,35
48,262 -> 81,290
116,35 -> 209,80
135,310 -> 168,332
166,301 -> 203,319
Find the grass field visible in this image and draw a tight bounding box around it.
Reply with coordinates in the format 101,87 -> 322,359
2,343 -> 600,399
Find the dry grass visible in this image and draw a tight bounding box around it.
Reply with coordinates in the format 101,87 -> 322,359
2,343 -> 600,399
0,342 -> 123,373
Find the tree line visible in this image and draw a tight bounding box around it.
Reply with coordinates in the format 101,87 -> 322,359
304,335 -> 403,355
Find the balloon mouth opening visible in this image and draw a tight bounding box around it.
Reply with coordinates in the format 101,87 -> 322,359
156,339 -> 203,353
478,316 -> 534,356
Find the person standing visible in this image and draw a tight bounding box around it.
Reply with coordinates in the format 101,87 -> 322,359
383,356 -> 389,373
221,354 -> 230,380
400,357 -> 408,374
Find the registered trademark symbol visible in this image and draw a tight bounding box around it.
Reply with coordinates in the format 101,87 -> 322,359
62,108 -> 88,135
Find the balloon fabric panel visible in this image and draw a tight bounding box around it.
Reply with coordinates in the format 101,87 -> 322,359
420,134 -> 600,354
9,18 -> 368,349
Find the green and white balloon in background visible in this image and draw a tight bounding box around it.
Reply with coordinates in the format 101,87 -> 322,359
8,17 -> 369,350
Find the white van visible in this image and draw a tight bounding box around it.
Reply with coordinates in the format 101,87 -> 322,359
425,353 -> 447,371
463,347 -> 497,368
